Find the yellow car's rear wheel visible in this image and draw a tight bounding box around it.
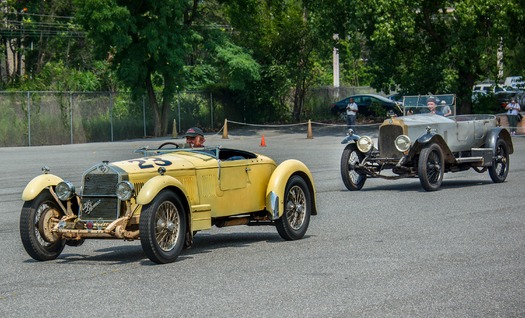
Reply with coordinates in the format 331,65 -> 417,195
276,176 -> 311,240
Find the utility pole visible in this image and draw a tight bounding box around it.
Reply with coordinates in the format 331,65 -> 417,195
332,33 -> 340,88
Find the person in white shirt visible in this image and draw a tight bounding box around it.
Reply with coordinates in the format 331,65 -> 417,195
505,99 -> 521,135
346,98 -> 358,131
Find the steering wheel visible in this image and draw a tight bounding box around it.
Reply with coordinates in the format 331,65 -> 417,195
157,142 -> 180,149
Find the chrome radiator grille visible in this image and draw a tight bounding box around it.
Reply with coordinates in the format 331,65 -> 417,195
378,125 -> 404,158
80,164 -> 125,221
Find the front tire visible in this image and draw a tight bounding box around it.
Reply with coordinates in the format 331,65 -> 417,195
20,190 -> 66,261
488,138 -> 510,183
275,176 -> 311,241
140,190 -> 187,264
418,143 -> 444,191
340,143 -> 367,191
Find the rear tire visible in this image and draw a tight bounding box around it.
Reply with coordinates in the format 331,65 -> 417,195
488,138 -> 510,183
418,143 -> 444,191
340,143 -> 367,191
20,190 -> 65,261
276,176 -> 311,241
140,190 -> 187,264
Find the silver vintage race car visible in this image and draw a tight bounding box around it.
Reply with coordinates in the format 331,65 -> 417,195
340,94 -> 514,191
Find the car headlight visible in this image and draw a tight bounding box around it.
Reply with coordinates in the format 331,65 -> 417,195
356,136 -> 374,153
395,135 -> 411,152
55,181 -> 75,201
116,181 -> 135,201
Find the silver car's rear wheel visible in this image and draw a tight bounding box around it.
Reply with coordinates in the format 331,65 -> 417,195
488,138 -> 510,183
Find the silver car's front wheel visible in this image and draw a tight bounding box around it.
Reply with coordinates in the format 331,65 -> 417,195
140,190 -> 187,264
418,143 -> 444,191
340,143 -> 367,191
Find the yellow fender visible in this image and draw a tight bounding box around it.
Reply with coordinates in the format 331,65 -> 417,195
265,159 -> 317,219
22,174 -> 63,201
136,175 -> 190,206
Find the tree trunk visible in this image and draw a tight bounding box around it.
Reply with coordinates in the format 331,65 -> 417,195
458,69 -> 475,115
145,74 -> 162,137
160,94 -> 173,136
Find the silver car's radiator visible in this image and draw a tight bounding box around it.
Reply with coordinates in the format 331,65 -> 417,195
378,125 -> 404,158
79,163 -> 125,221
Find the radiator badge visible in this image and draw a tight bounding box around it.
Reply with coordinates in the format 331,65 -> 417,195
83,199 -> 101,215
98,163 -> 110,174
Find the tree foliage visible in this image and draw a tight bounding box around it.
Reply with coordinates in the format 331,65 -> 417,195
3,0 -> 525,127
73,0 -> 191,136
354,0 -> 525,114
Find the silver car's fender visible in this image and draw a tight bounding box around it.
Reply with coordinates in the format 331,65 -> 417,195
406,133 -> 454,163
22,174 -> 64,201
136,175 -> 190,206
485,127 -> 514,154
265,159 -> 317,219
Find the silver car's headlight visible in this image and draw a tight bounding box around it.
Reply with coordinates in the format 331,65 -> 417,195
395,135 -> 411,152
55,181 -> 75,201
356,136 -> 374,153
116,181 -> 135,201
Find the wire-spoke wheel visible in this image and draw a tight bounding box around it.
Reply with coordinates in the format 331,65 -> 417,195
340,143 -> 367,191
489,138 -> 510,183
418,143 -> 444,191
20,190 -> 65,261
276,176 -> 311,240
140,190 -> 186,264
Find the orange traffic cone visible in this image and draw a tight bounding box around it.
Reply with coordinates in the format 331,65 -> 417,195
260,135 -> 267,147
307,119 -> 313,139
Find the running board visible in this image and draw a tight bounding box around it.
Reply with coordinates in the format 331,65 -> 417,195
455,157 -> 484,163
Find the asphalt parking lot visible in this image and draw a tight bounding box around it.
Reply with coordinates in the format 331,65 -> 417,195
0,126 -> 524,317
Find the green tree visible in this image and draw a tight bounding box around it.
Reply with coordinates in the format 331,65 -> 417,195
220,0 -> 336,122
75,0 -> 264,134
354,0 -> 525,114
74,0 -> 189,136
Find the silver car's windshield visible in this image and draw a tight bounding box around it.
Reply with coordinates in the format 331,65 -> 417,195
402,94 -> 456,117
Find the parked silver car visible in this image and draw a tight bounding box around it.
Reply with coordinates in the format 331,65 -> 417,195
340,94 -> 513,191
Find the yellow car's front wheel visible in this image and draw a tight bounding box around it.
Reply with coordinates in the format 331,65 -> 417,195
140,190 -> 187,264
20,190 -> 65,261
276,175 -> 311,240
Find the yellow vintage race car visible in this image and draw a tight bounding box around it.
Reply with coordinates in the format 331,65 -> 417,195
20,143 -> 317,264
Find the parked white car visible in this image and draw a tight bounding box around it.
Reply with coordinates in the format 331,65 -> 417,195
503,76 -> 524,89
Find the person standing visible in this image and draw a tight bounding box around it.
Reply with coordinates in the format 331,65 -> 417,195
346,98 -> 358,131
505,99 -> 521,136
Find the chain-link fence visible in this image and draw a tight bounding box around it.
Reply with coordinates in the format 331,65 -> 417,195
0,91 -> 219,147
0,87 -> 377,147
